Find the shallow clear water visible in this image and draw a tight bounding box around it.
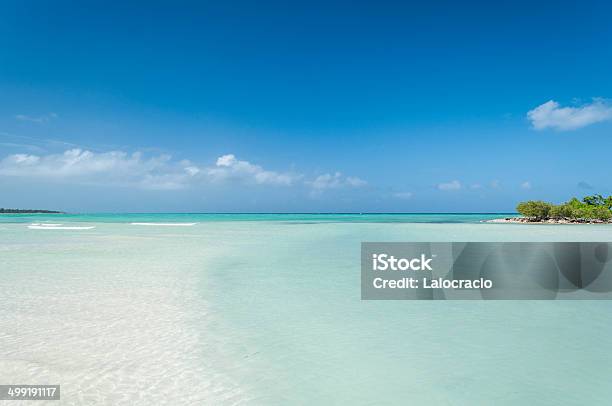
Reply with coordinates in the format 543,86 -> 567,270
0,212 -> 514,224
1,214 -> 611,405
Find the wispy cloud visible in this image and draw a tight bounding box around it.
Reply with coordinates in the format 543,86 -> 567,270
437,180 -> 461,191
15,113 -> 58,123
0,142 -> 46,153
393,191 -> 413,200
206,154 -> 298,186
0,149 -> 195,190
307,172 -> 367,191
0,148 -> 365,195
0,131 -> 79,150
527,99 -> 612,131
520,181 -> 532,190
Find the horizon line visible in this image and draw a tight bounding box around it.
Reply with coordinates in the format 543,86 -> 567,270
3,211 -> 519,215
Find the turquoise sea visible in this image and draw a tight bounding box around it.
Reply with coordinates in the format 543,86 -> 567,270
1,213 -> 612,405
0,212 -> 514,224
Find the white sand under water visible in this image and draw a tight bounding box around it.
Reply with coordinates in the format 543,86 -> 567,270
0,225 -> 244,405
2,218 -> 612,405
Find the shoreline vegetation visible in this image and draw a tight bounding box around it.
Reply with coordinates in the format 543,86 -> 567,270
488,194 -> 612,224
0,208 -> 63,214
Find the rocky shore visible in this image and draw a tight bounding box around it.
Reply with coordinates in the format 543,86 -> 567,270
486,217 -> 612,224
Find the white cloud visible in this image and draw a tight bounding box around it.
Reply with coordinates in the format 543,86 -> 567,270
345,176 -> 368,187
216,154 -> 236,167
307,172 -> 367,191
0,150 -> 297,190
206,154 -> 297,186
0,149 -> 368,196
469,183 -> 482,190
437,180 -> 461,191
393,192 -> 413,200
0,149 -> 195,190
527,99 -> 612,131
521,181 -> 532,190
15,113 -> 58,123
490,180 -> 500,189
184,166 -> 200,176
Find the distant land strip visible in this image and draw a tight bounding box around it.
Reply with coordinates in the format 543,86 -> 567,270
0,208 -> 63,214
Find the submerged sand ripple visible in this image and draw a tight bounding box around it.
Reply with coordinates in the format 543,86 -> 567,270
0,231 -> 245,405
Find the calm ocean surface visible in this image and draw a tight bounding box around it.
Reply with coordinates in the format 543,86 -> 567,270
1,213 -> 612,404
0,212 -> 514,224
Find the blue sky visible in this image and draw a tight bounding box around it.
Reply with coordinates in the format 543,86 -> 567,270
1,1 -> 612,212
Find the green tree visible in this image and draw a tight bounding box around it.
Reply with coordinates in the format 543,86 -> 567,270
594,206 -> 612,220
516,196 -> 612,221
583,194 -> 605,206
567,197 -> 584,209
516,201 -> 552,220
550,204 -> 573,219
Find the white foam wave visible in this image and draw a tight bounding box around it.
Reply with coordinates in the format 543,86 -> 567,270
27,225 -> 96,230
130,222 -> 197,227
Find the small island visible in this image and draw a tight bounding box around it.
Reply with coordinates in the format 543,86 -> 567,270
0,208 -> 63,214
490,194 -> 612,224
